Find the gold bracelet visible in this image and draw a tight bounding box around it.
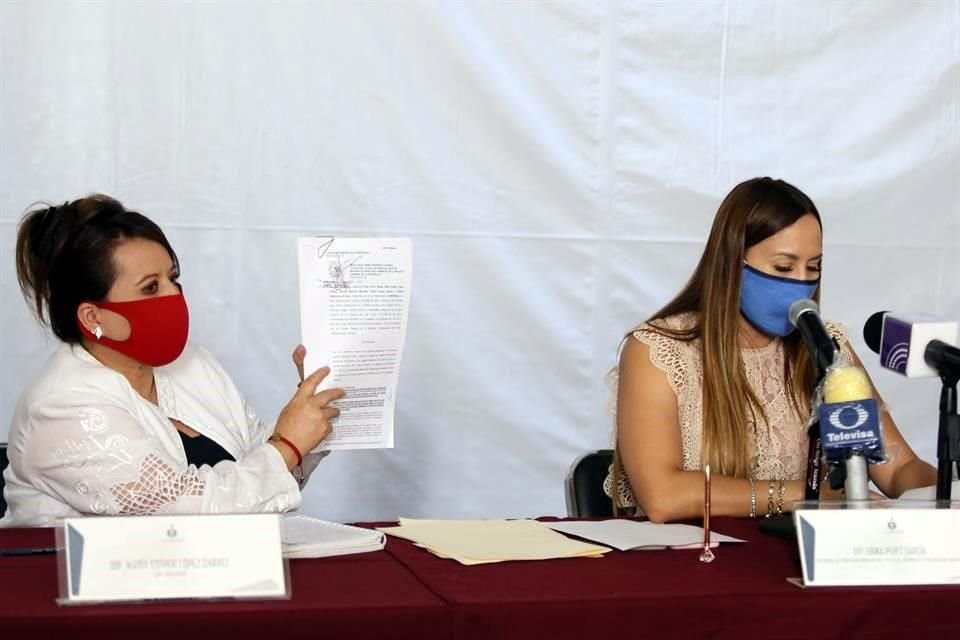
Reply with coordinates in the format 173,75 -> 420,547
748,478 -> 757,518
765,480 -> 775,518
776,479 -> 786,516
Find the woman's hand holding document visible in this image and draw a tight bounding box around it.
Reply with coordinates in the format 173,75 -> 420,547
543,520 -> 745,551
298,237 -> 412,451
377,519 -> 610,565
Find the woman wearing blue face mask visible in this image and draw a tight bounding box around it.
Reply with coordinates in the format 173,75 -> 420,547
605,177 -> 936,522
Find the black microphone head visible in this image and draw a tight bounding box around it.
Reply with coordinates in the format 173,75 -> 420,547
788,298 -> 819,328
862,311 -> 888,354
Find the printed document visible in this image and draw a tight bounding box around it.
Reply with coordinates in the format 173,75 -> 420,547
298,237 -> 412,450
898,481 -> 960,502
543,519 -> 745,551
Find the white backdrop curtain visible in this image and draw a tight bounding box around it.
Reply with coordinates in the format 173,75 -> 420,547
1,1 -> 958,521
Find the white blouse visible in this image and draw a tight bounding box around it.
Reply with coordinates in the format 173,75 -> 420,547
2,342 -> 321,527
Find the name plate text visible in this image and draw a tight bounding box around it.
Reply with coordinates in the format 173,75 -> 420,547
58,513 -> 288,604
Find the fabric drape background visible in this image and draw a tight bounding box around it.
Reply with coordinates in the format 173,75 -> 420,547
1,1 -> 958,521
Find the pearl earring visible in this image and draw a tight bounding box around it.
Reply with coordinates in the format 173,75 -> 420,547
93,326 -> 103,340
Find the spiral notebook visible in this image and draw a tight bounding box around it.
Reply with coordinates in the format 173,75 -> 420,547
281,515 -> 386,559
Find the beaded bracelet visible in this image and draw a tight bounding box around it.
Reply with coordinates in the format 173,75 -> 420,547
765,480 -> 775,518
776,479 -> 786,516
748,477 -> 757,518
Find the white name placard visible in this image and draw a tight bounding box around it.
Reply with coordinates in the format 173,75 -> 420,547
795,507 -> 960,587
57,514 -> 288,604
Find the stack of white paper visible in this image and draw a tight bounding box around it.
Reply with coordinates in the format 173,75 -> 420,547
282,515 -> 386,559
543,519 -> 745,551
898,481 -> 960,502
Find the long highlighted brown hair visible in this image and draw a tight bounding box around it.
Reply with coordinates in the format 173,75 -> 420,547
613,177 -> 822,509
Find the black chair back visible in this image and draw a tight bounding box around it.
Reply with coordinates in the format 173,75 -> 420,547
0,443 -> 7,517
565,449 -> 614,518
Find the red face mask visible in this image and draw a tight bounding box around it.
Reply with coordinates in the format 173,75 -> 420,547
78,293 -> 190,367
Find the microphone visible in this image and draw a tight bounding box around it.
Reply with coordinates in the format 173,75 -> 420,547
819,365 -> 884,502
789,299 -> 840,376
863,310 -> 960,503
863,311 -> 960,378
789,299 -> 840,502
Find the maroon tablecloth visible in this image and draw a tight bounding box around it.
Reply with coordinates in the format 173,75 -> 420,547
0,525 -> 449,639
380,517 -> 960,640
5,517 -> 959,639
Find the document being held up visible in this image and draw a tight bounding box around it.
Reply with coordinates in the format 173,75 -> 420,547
297,237 -> 412,450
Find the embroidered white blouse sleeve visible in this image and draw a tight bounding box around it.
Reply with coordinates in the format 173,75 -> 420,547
17,389 -> 301,518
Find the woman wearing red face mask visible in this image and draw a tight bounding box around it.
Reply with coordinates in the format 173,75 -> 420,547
1,195 -> 342,526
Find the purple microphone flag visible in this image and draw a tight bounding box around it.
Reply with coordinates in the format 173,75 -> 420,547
879,316 -> 912,374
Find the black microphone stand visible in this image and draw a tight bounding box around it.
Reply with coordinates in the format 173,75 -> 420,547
804,339 -> 838,501
934,370 -> 959,505
924,340 -> 960,505
804,409 -> 824,500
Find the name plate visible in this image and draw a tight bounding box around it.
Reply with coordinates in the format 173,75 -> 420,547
795,507 -> 960,586
57,514 -> 288,604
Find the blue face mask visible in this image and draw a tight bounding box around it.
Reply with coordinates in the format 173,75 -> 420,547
740,264 -> 820,337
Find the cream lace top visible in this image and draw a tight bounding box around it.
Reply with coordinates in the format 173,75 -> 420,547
604,312 -> 850,510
